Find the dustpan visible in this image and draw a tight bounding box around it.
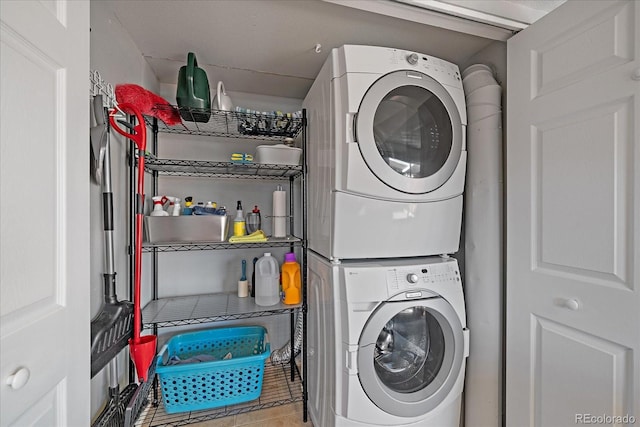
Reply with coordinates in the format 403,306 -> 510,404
176,52 -> 211,122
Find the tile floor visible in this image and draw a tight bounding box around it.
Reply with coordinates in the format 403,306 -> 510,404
181,402 -> 310,427
135,364 -> 311,427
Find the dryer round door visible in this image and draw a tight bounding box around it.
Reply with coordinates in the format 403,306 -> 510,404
356,70 -> 463,194
357,297 -> 464,417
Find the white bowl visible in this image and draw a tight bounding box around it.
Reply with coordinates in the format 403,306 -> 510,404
256,144 -> 302,165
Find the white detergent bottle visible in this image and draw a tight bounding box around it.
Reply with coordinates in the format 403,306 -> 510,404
150,196 -> 169,216
254,252 -> 280,306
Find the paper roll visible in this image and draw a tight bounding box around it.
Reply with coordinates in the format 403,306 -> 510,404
273,186 -> 286,237
238,280 -> 249,298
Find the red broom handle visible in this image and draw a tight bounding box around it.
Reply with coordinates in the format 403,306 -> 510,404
109,104 -> 147,342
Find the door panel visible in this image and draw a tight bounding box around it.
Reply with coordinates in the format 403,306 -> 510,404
534,98 -> 632,286
532,317 -> 632,426
532,1 -> 635,98
0,1 -> 90,425
506,0 -> 639,426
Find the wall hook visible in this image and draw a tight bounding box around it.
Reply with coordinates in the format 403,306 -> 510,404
315,44 -> 322,54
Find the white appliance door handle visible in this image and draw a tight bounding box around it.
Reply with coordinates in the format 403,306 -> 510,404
463,328 -> 470,358
6,367 -> 30,390
347,113 -> 357,143
346,347 -> 358,375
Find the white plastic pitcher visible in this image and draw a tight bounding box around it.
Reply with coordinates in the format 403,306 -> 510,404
254,253 -> 280,306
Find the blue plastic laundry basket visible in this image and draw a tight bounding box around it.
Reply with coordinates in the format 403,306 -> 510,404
155,326 -> 270,414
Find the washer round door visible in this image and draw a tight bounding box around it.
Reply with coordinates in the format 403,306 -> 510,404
356,70 -> 463,194
357,297 -> 464,417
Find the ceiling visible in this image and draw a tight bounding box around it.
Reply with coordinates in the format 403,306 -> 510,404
107,0 -> 563,99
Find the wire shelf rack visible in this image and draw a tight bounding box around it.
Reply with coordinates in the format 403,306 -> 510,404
145,106 -> 303,140
141,293 -> 302,329
141,236 -> 302,253
143,155 -> 302,180
134,363 -> 304,426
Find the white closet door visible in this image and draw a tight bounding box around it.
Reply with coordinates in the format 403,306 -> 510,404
506,1 -> 639,426
0,1 -> 90,425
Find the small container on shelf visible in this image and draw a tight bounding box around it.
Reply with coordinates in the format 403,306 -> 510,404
144,215 -> 230,243
256,144 -> 302,165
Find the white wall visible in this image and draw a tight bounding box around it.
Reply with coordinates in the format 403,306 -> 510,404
461,39 -> 507,86
90,0 -> 159,419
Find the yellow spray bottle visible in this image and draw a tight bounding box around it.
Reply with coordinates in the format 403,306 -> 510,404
233,200 -> 246,237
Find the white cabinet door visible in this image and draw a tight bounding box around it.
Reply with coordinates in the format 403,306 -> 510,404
506,0 -> 640,426
0,1 -> 90,425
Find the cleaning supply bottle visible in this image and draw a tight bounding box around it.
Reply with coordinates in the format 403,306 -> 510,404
281,252 -> 301,305
166,196 -> 181,216
254,253 -> 280,306
150,196 -> 169,216
172,198 -> 181,216
182,196 -> 193,215
233,200 -> 246,236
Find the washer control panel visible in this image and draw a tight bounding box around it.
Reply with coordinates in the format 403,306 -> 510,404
386,260 -> 460,295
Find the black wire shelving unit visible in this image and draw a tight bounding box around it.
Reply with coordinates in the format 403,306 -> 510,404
130,107 -> 308,426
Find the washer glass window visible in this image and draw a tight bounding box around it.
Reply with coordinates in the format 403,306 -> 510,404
374,306 -> 445,393
373,86 -> 452,179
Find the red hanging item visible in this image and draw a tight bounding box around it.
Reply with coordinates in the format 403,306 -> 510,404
115,83 -> 182,126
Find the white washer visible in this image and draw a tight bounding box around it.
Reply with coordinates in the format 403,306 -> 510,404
308,251 -> 469,426
303,45 -> 467,260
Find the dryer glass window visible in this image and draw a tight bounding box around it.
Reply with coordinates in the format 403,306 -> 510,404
374,306 -> 445,393
373,86 -> 452,179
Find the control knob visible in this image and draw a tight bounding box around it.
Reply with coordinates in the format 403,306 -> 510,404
406,53 -> 419,65
406,273 -> 419,284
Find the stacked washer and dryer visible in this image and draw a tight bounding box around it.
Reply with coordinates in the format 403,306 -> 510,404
303,45 -> 470,426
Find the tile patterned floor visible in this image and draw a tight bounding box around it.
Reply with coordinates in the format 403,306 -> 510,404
135,364 -> 311,427
174,402 -> 309,427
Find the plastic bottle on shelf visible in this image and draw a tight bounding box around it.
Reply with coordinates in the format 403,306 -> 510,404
233,200 -> 246,236
150,196 -> 169,216
254,253 -> 280,306
172,198 -> 181,216
281,252 -> 301,305
182,196 -> 193,215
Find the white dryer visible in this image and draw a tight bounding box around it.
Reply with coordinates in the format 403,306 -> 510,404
308,251 -> 469,426
303,45 -> 467,260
